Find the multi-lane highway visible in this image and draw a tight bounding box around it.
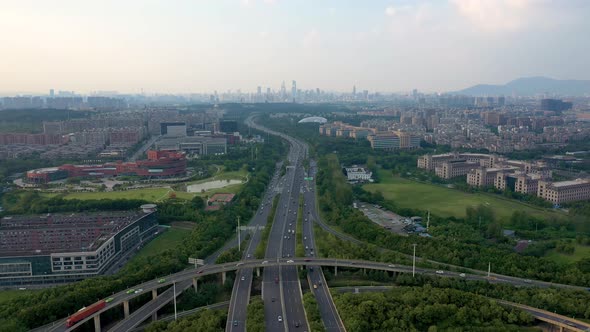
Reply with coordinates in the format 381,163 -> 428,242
302,159 -> 346,332
38,257 -> 590,332
260,139 -> 309,331
225,167 -> 281,331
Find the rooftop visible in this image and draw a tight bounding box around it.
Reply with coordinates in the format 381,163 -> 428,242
0,211 -> 150,256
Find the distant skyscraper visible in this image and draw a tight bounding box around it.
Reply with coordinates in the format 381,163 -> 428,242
291,80 -> 297,102
352,85 -> 356,96
412,89 -> 418,99
49,89 -> 54,98
280,81 -> 286,100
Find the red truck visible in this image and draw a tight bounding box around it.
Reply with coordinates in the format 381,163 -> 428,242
66,300 -> 106,327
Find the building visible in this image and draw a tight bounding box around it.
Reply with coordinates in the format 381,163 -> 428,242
537,179 -> 590,204
218,120 -> 238,133
155,136 -> 227,155
467,167 -> 515,187
435,159 -> 477,179
541,99 -> 572,113
0,208 -> 158,286
367,133 -> 400,150
343,166 -> 373,182
25,150 -> 186,184
160,122 -> 187,137
205,193 -> 235,211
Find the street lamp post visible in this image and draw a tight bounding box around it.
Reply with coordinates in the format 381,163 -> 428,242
412,243 -> 417,278
173,282 -> 177,321
237,216 -> 241,252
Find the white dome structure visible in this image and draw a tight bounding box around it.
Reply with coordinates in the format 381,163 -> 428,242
298,116 -> 327,124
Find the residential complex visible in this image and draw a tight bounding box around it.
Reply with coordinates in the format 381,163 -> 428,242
418,152 -> 589,204
0,205 -> 158,286
319,121 -> 420,150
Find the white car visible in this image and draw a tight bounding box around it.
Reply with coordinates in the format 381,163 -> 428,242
262,260 -> 268,264
278,316 -> 283,322
435,270 -> 444,274
287,260 -> 294,263
241,276 -> 245,281
134,288 -> 143,294
459,273 -> 466,277
388,264 -> 395,268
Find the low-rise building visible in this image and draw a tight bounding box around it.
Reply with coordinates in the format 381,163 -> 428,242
343,166 -> 373,182
537,179 -> 590,204
0,207 -> 158,286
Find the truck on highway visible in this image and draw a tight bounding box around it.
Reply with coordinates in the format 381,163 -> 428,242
66,300 -> 106,327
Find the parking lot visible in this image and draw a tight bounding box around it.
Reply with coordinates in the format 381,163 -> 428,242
355,202 -> 410,236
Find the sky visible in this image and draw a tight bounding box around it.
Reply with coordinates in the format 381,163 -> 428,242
1,0 -> 589,94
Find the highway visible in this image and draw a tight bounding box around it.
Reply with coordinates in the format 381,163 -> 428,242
261,144 -> 309,331
225,167 -> 281,331
38,257 -> 590,332
302,159 -> 346,332
247,114 -> 310,331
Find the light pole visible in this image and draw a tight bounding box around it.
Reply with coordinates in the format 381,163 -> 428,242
173,282 -> 177,321
412,243 -> 417,278
237,216 -> 241,252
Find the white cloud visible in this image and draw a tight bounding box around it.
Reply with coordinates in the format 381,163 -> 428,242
450,0 -> 533,31
302,29 -> 320,49
385,6 -> 397,16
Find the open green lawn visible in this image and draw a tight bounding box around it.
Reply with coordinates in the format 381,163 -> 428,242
129,228 -> 191,263
57,187 -> 195,202
0,289 -> 37,305
363,168 -> 559,220
545,244 -> 590,264
37,169 -> 249,202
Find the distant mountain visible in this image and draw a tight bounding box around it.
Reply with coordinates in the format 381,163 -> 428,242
451,77 -> 590,96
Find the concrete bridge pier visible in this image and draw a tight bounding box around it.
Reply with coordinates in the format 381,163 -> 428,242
123,300 -> 130,318
256,267 -> 261,277
334,265 -> 337,277
221,271 -> 227,285
192,277 -> 198,293
152,289 -> 158,300
93,315 -> 101,332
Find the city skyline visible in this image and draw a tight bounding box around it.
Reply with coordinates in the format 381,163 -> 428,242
1,0 -> 590,94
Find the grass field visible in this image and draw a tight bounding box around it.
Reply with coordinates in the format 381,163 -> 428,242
545,244 -> 590,264
58,187 -> 195,202
363,168 -> 559,220
129,228 -> 191,263
0,289 -> 37,305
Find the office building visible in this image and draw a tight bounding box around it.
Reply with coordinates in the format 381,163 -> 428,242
0,207 -> 158,286
537,179 -> 590,204
160,122 -> 187,137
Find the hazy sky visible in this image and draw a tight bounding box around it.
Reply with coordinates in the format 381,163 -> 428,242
1,0 -> 589,94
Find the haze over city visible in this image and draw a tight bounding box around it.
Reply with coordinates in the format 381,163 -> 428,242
2,0 -> 590,94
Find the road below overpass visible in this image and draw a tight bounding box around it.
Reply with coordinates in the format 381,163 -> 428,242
302,159 -> 346,332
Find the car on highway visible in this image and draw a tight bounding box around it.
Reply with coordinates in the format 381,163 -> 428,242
313,284 -> 318,289
236,262 -> 243,266
524,279 -> 532,283
271,297 -> 276,302
262,260 -> 269,264
126,289 -> 135,294
388,264 -> 395,268
287,260 -> 294,263
459,273 -> 466,277
105,297 -> 114,303
295,321 -> 300,327
278,316 -> 283,322
158,278 -> 166,283
233,320 -> 238,326
241,276 -> 245,281
435,270 -> 444,274
275,277 -> 279,284
134,288 -> 143,294
304,258 -> 312,262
